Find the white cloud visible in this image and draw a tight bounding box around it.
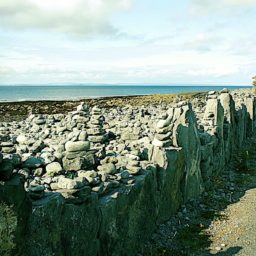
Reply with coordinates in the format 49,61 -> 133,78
0,0 -> 131,35
1,47 -> 251,84
190,0 -> 256,15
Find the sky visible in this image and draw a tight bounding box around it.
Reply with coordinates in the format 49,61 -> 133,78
0,0 -> 256,85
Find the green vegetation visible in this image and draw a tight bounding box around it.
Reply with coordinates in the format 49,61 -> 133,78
176,223 -> 209,251
0,203 -> 17,256
234,148 -> 252,173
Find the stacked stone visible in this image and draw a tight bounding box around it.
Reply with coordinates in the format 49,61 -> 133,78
0,154 -> 17,181
87,106 -> 107,146
72,102 -> 90,129
0,141 -> 15,154
152,112 -> 173,148
125,153 -> 142,175
202,91 -> 220,129
0,125 -> 10,142
33,114 -> 46,125
62,140 -> 95,172
253,76 -> 256,87
28,182 -> 45,200
76,102 -> 88,112
15,133 -> 41,155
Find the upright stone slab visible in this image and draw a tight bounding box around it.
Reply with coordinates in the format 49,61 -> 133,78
203,96 -> 225,175
98,166 -> 158,256
219,92 -> 236,162
23,193 -> 100,256
244,97 -> 256,136
149,146 -> 185,222
172,103 -> 203,201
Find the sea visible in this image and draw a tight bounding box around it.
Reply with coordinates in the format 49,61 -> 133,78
0,85 -> 251,102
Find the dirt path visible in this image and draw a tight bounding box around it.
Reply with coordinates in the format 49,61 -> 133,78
204,184 -> 256,255
140,140 -> 256,256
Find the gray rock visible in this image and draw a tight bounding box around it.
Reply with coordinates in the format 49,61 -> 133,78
29,184 -> 45,193
152,138 -> 171,147
46,162 -> 62,175
65,141 -> 90,152
208,90 -> 216,95
156,117 -> 172,129
1,147 -> 15,154
127,166 -> 141,175
22,157 -> 44,169
97,163 -> 117,174
155,132 -> 172,141
18,168 -> 30,179
63,153 -> 95,171
57,177 -> 80,190
35,118 -> 46,125
88,135 -> 106,143
78,131 -> 88,141
16,134 -> 28,144
120,170 -> 130,179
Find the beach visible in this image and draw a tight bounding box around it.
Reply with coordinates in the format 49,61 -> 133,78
0,91 -> 205,122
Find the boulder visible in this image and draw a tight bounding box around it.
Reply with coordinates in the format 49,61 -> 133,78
97,163 -> 117,174
57,177 -> 80,190
22,157 -> 44,169
62,153 -> 95,171
46,162 -> 62,175
65,141 -> 90,152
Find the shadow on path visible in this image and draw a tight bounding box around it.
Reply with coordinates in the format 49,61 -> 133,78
140,139 -> 256,256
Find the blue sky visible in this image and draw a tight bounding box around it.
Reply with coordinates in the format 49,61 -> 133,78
0,0 -> 255,85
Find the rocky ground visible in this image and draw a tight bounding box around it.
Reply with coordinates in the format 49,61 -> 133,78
140,138 -> 256,256
0,87 -> 255,256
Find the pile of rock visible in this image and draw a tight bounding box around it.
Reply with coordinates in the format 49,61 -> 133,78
72,102 -> 90,128
152,113 -> 173,148
62,140 -> 95,172
87,106 -> 107,145
125,153 -> 142,175
253,76 -> 256,87
0,141 -> 15,154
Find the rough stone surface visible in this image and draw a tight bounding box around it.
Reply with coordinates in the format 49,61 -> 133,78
0,89 -> 255,256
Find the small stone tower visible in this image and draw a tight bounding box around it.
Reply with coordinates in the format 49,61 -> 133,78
253,76 -> 256,86
253,76 -> 256,93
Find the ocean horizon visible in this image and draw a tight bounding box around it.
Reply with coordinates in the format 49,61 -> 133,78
0,84 -> 251,102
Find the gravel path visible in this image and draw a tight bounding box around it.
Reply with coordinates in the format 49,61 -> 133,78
140,138 -> 256,256
204,180 -> 256,255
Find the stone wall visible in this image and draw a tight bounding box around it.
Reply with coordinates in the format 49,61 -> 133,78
0,89 -> 255,256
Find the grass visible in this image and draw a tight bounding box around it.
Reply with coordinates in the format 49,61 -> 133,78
0,203 -> 17,256
176,223 -> 210,251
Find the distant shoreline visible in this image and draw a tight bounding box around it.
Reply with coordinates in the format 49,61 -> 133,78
0,91 -> 204,122
0,87 -> 253,122
0,85 -> 251,102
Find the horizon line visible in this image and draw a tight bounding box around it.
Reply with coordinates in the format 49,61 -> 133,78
0,83 -> 252,87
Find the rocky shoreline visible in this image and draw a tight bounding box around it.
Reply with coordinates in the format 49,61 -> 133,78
0,92 -> 205,122
0,87 -> 255,256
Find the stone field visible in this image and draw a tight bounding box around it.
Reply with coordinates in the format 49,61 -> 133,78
0,88 -> 255,256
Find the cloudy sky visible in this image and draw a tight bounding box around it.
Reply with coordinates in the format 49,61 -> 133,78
0,0 -> 255,85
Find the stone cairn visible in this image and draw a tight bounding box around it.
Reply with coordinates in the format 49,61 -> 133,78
202,90 -> 219,129
152,112 -> 173,148
253,76 -> 256,94
87,106 -> 107,159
